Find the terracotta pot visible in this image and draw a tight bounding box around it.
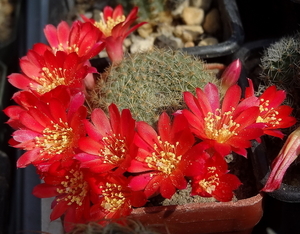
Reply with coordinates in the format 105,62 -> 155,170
129,193 -> 263,234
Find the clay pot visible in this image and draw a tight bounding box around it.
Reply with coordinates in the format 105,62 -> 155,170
130,193 -> 263,234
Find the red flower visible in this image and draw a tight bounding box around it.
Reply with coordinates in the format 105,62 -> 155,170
128,112 -> 204,199
33,160 -> 92,232
220,59 -> 242,95
245,79 -> 296,138
8,49 -> 96,95
88,174 -> 147,221
76,103 -> 136,175
43,20 -> 105,61
81,5 -> 147,64
191,152 -> 241,202
10,87 -> 87,169
183,83 -> 264,157
262,126 -> 300,192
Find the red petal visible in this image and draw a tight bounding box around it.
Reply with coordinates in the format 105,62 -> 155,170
222,84 -> 241,113
57,21 -> 71,48
12,129 -> 40,142
158,112 -> 171,142
128,173 -> 152,191
17,148 -> 40,168
159,177 -> 176,199
8,73 -> 32,89
78,137 -> 101,155
204,83 -> 220,112
32,183 -> 58,198
91,108 -> 111,135
50,200 -> 69,221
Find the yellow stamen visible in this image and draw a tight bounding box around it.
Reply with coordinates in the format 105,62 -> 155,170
32,66 -> 71,94
145,136 -> 181,175
100,182 -> 126,212
35,118 -> 74,155
257,100 -> 281,127
199,167 -> 220,194
56,168 -> 89,206
204,108 -> 240,143
99,134 -> 127,164
94,12 -> 126,37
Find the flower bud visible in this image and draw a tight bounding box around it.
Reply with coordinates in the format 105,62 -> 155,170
220,59 -> 242,94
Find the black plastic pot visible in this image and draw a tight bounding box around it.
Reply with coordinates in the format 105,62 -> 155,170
183,0 -> 244,62
233,39 -> 300,234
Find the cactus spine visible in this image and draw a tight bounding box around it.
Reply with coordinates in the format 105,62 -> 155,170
259,33 -> 300,119
115,0 -> 171,22
88,47 -> 219,126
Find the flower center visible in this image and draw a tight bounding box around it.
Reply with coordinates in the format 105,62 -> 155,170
99,134 -> 127,165
257,99 -> 281,127
204,108 -> 240,143
35,118 -> 74,155
100,182 -> 126,212
56,168 -> 89,206
94,13 -> 126,37
198,167 -> 220,194
145,137 -> 181,175
35,66 -> 69,94
56,43 -> 80,54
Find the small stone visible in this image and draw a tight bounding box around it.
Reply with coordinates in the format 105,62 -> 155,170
156,23 -> 175,38
203,8 -> 220,35
130,35 -> 155,54
137,23 -> 153,39
181,7 -> 205,25
190,0 -> 213,11
184,41 -> 195,48
198,37 -> 219,46
155,11 -> 173,25
170,0 -> 189,18
98,50 -> 108,58
182,31 -> 193,42
174,25 -> 204,41
123,38 -> 132,49
154,35 -> 183,50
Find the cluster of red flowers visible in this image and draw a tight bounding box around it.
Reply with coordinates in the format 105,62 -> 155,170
3,4 -> 297,233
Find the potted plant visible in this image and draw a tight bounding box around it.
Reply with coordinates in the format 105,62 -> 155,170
24,0 -> 244,64
233,36 -> 300,234
6,3 -> 298,234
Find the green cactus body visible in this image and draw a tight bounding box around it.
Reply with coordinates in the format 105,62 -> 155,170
116,0 -> 167,21
89,48 -> 219,126
260,35 -> 300,89
260,34 -> 300,123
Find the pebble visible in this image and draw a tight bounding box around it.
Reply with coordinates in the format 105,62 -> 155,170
130,35 -> 155,54
154,35 -> 184,50
203,8 -> 221,35
198,37 -> 219,46
170,0 -> 189,17
174,25 -> 204,41
181,7 -> 205,25
190,0 -> 213,11
137,23 -> 153,39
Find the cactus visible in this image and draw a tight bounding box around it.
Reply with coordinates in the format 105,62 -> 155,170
88,47 -> 219,126
260,34 -> 300,89
259,33 -> 300,119
115,0 -> 171,22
